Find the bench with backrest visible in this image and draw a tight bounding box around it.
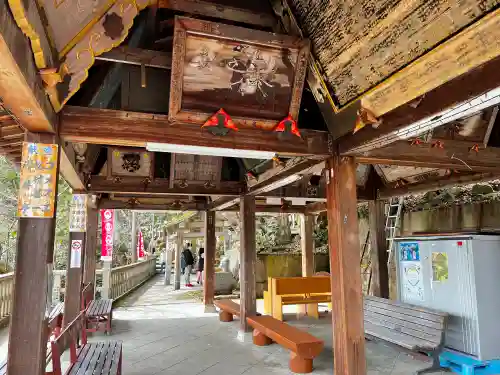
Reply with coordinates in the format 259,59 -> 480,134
364,295 -> 448,374
51,311 -> 122,375
82,282 -> 113,334
214,299 -> 240,322
0,302 -> 65,375
247,315 -> 324,374
265,277 -> 331,321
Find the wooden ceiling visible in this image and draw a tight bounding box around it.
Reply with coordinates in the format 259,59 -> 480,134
0,104 -> 24,163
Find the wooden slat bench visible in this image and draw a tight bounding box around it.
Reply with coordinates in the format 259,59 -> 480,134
51,311 -> 122,375
214,299 -> 240,322
0,302 -> 65,375
364,296 -> 448,374
265,277 -> 331,321
82,282 -> 113,334
247,315 -> 324,374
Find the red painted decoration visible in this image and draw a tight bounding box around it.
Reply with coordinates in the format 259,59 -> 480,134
432,140 -> 444,149
274,114 -> 301,139
457,241 -> 463,247
100,209 -> 114,262
202,108 -> 238,136
137,230 -> 145,259
470,144 -> 480,153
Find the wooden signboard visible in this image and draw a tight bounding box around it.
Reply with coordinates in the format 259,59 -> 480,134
108,148 -> 153,178
169,16 -> 310,130
17,143 -> 59,218
375,165 -> 450,186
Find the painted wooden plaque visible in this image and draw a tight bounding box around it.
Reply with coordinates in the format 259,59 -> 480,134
108,148 -> 153,178
169,17 -> 310,130
17,143 -> 59,218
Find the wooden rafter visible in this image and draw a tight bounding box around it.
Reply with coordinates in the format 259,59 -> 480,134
354,139 -> 500,173
85,176 -> 244,196
98,198 -> 207,211
96,47 -> 171,69
60,106 -> 331,156
379,172 -> 500,199
337,55 -> 500,154
157,0 -> 276,28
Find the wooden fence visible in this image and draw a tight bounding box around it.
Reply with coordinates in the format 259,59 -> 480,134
0,258 -> 157,325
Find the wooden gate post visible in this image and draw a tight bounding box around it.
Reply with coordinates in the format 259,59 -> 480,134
299,214 -> 316,317
368,200 -> 389,298
131,211 -> 138,263
239,196 -> 256,334
203,211 -> 216,313
63,194 -> 88,326
7,134 -> 60,375
325,155 -> 366,375
83,204 -> 98,297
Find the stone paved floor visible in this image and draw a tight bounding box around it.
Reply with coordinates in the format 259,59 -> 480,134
0,275 -> 449,374
95,275 -> 448,375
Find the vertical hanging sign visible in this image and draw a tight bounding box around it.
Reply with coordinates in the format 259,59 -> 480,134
137,230 -> 145,260
69,194 -> 87,232
17,142 -> 59,218
101,209 -> 114,262
70,240 -> 83,268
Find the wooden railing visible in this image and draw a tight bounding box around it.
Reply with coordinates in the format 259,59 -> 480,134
109,258 -> 156,300
0,273 -> 14,326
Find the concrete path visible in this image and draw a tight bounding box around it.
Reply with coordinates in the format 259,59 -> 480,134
96,275 -> 447,375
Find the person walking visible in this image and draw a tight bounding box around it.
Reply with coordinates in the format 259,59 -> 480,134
196,248 -> 205,285
182,243 -> 195,287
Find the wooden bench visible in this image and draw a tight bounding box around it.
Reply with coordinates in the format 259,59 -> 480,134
51,311 -> 122,375
265,277 -> 331,321
0,302 -> 65,375
247,315 -> 324,374
364,296 -> 448,374
82,282 -> 113,334
214,299 -> 240,322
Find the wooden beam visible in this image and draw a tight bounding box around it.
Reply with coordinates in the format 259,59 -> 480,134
208,197 -> 239,211
203,211 -> 216,313
221,204 -> 306,213
354,140 -> 500,173
304,201 -> 326,215
368,200 -> 389,298
158,0 -> 276,28
248,158 -> 324,195
325,155 -> 366,375
239,195 -> 256,333
379,172 -> 500,199
98,198 -> 207,211
96,47 -> 171,69
338,55 -> 500,154
60,107 -> 331,156
60,143 -> 85,190
87,176 -> 244,196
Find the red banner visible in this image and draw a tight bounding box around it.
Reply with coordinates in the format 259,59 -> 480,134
100,209 -> 114,261
137,230 -> 145,260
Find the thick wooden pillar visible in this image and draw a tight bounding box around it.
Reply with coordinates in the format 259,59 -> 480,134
83,205 -> 98,296
368,200 -> 389,298
63,194 -> 87,326
8,135 -> 59,375
325,155 -> 366,375
131,211 -> 138,263
239,196 -> 256,333
299,214 -> 316,317
203,211 -> 216,313
174,229 -> 183,290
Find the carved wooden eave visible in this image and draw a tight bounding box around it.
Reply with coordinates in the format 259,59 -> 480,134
8,0 -> 153,112
272,0 -> 500,138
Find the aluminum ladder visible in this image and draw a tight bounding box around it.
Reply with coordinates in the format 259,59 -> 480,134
385,197 -> 404,265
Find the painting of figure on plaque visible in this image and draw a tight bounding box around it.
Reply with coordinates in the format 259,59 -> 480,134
169,17 -> 309,130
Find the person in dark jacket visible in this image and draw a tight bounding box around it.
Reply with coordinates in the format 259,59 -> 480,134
196,248 -> 205,285
182,243 -> 195,287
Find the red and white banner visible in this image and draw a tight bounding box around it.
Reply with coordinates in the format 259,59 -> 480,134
100,209 -> 114,262
137,230 -> 145,260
